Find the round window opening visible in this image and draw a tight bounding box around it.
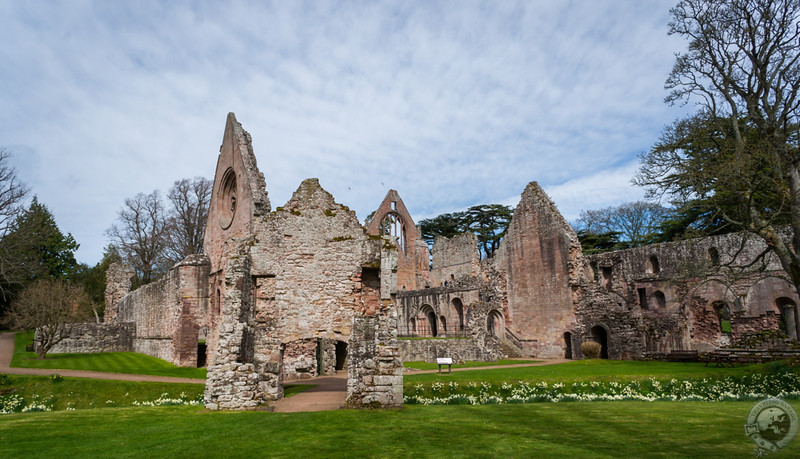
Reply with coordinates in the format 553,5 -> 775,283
218,169 -> 237,229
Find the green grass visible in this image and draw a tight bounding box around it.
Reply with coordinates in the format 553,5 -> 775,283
404,359 -> 539,370
2,401 -> 796,457
1,374 -> 204,411
11,331 -> 206,379
404,359 -> 767,385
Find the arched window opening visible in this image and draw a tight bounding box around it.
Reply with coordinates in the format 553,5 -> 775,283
452,298 -> 465,331
647,256 -> 660,275
601,267 -> 613,290
713,301 -> 732,334
652,291 -> 666,309
439,316 -> 447,334
708,247 -> 720,266
215,288 -> 221,316
638,288 -> 648,310
379,212 -> 406,252
218,168 -> 237,230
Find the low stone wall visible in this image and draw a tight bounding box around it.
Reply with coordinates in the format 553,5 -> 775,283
42,323 -> 135,354
398,337 -> 497,363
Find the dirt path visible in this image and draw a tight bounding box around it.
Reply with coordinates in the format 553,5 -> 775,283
272,374 -> 348,412
0,332 -> 205,384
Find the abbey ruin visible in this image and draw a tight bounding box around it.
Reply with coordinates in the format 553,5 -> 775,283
46,113 -> 800,410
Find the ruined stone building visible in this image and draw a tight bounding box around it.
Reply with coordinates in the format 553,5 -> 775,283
47,112 -> 799,410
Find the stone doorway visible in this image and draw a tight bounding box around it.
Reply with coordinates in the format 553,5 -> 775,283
590,326 -> 608,359
335,340 -> 348,371
564,332 -> 572,359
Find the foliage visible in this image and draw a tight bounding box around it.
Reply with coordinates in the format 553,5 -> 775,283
575,201 -> 667,248
0,198 -> 80,318
11,331 -> 207,379
580,341 -> 602,359
4,280 -> 92,359
418,204 -> 513,258
575,229 -> 624,254
635,0 -> 800,297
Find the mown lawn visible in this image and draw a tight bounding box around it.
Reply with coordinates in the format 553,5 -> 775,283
2,401 -> 796,457
403,359 -> 539,370
404,358 -> 769,385
10,332 -> 207,379
1,374 -> 204,411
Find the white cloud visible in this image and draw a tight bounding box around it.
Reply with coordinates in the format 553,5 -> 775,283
0,0 -> 687,264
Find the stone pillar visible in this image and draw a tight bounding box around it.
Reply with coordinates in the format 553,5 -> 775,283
104,262 -> 134,323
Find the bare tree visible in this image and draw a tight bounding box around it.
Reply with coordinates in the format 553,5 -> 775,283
164,177 -> 211,264
0,148 -> 30,299
0,149 -> 29,236
106,191 -> 169,286
3,278 -> 92,359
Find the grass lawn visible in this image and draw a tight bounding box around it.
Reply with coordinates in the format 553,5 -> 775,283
403,359 -> 539,370
2,401 -> 796,457
10,331 -> 207,379
404,358 -> 768,385
1,374 -> 204,411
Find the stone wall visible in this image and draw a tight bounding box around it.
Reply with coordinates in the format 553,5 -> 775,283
367,190 -> 430,290
493,182 -> 579,358
398,337 -> 498,363
43,323 -> 135,354
579,232 -> 800,357
115,254 -> 210,366
430,233 -> 480,287
103,262 -> 134,323
205,175 -> 403,410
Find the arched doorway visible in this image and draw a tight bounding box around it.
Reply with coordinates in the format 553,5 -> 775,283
420,305 -> 437,337
487,310 -> 504,338
564,332 -> 573,359
439,316 -> 447,335
452,298 -> 465,331
590,326 -> 608,359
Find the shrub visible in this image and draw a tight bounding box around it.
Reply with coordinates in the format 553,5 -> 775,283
581,341 -> 602,359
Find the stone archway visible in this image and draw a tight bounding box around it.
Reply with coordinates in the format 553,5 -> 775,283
590,325 -> 609,359
419,305 -> 438,337
452,298 -> 465,331
487,309 -> 504,338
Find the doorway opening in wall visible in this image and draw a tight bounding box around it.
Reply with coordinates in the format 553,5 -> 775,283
564,332 -> 573,359
335,341 -> 348,371
197,340 -> 207,367
452,298 -> 465,332
420,305 -> 438,337
487,310 -> 504,338
590,326 -> 608,359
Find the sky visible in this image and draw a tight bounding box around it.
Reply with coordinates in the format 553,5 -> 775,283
0,0 -> 691,265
